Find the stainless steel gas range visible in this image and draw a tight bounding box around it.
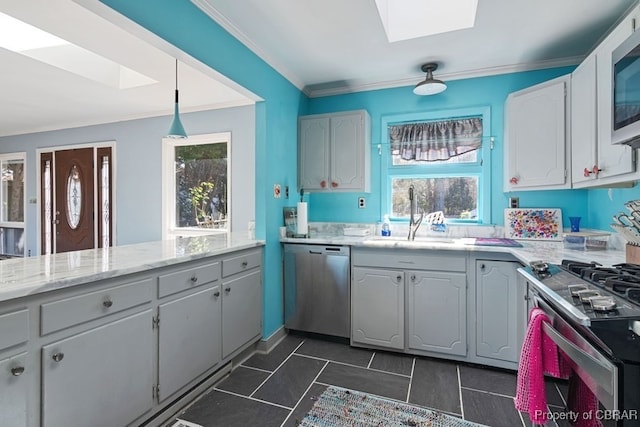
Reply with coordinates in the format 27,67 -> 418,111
519,260 -> 640,427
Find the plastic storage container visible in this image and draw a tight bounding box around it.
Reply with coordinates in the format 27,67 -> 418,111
563,231 -> 609,251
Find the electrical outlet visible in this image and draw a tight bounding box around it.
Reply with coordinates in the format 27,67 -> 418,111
509,197 -> 519,208
358,197 -> 366,209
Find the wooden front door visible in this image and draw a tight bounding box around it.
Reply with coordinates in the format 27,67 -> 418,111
54,149 -> 94,253
41,147 -> 113,254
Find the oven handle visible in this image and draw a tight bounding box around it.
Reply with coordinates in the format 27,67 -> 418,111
534,296 -> 618,410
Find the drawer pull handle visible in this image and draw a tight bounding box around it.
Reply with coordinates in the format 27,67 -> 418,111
11,366 -> 25,376
225,287 -> 231,293
241,261 -> 248,268
103,299 -> 113,308
52,352 -> 64,363
214,291 -> 221,297
190,275 -> 198,283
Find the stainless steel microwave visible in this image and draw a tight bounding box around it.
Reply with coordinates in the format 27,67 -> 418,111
612,28 -> 640,148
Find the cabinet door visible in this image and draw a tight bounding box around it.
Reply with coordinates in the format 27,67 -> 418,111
476,261 -> 521,362
0,352 -> 28,427
222,270 -> 262,359
571,54 -> 598,185
505,76 -> 569,190
158,286 -> 221,401
299,117 -> 330,191
42,310 -> 153,427
595,13 -> 637,179
352,267 -> 404,350
408,270 -> 466,356
330,112 -> 365,190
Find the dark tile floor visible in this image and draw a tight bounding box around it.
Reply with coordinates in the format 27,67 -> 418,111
172,333 -> 570,427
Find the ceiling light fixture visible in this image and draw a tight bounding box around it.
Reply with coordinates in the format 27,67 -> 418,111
413,63 -> 447,96
167,59 -> 187,139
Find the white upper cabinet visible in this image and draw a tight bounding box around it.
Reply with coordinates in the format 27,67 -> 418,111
298,110 -> 371,192
504,75 -> 571,191
572,6 -> 640,187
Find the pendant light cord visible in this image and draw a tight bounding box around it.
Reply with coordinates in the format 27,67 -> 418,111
175,59 -> 179,103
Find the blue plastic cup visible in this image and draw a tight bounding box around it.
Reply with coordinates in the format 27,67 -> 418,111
569,216 -> 581,232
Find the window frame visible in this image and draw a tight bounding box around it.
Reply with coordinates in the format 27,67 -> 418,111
380,106 -> 491,224
162,132 -> 232,239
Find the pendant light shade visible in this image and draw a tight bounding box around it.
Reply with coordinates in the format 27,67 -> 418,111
166,60 -> 188,139
413,63 -> 447,96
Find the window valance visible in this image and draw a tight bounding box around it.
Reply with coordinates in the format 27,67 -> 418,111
389,117 -> 483,162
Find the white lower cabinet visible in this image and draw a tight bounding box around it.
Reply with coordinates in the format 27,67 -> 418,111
41,310 -> 153,427
222,270 -> 262,359
408,270 -> 466,356
158,285 -> 221,402
0,352 -> 28,427
351,267 -> 404,350
475,260 -> 526,365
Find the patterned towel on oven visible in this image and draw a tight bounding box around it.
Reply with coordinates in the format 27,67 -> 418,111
515,308 -> 569,424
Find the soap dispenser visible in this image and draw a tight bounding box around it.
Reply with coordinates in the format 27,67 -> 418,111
381,215 -> 391,236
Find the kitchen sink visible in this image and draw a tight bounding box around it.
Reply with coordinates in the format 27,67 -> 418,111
367,235 -> 460,245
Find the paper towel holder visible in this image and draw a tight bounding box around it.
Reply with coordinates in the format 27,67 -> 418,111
282,206 -> 309,238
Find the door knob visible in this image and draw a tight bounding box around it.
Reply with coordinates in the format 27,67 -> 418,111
52,352 -> 64,362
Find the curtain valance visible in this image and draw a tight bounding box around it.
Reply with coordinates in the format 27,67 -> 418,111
389,117 -> 483,162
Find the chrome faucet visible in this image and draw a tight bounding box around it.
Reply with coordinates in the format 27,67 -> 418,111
408,184 -> 424,241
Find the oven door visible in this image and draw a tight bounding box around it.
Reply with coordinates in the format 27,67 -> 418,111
533,294 -> 619,410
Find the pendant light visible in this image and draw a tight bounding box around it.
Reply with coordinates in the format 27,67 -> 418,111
413,62 -> 447,96
166,59 -> 188,138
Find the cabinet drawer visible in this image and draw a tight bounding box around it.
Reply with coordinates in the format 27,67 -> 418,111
158,262 -> 220,298
352,248 -> 466,272
0,309 -> 29,351
222,250 -> 262,278
41,278 -> 153,335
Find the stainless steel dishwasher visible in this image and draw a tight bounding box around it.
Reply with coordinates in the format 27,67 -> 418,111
284,244 -> 350,338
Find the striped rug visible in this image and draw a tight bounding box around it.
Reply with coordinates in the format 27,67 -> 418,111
300,386 -> 487,427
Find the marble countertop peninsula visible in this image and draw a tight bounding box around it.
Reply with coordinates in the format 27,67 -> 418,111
0,233 -> 264,303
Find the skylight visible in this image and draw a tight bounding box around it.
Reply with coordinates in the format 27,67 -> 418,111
374,0 -> 478,43
0,12 -> 156,89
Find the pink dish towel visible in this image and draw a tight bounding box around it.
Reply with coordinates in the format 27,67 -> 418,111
514,308 -> 569,424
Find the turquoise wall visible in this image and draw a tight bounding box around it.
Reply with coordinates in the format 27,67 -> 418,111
100,0 -> 306,338
588,186 -> 640,231
304,68 -> 589,229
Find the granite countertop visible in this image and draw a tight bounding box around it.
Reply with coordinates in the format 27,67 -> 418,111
0,233 -> 264,303
281,234 -> 626,267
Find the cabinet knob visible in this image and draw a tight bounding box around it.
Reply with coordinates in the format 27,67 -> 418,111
480,264 -> 486,270
11,366 -> 25,376
102,298 -> 113,308
410,274 -> 416,282
241,260 -> 248,268
331,181 -> 338,188
225,287 -> 231,293
52,352 -> 64,363
592,165 -> 602,176
320,180 -> 327,188
190,275 -> 198,283
509,176 -> 518,185
396,274 -> 402,283
583,167 -> 592,177
213,291 -> 220,297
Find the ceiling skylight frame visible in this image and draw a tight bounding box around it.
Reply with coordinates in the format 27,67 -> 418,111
374,0 -> 479,43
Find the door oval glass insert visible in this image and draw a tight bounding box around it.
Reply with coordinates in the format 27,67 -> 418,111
66,165 -> 82,229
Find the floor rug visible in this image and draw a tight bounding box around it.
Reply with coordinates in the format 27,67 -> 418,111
300,386 -> 487,427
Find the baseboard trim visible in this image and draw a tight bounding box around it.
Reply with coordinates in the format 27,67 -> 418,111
256,326 -> 287,354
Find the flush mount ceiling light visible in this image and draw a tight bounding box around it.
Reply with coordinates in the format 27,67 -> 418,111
166,59 -> 188,139
413,63 -> 447,96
